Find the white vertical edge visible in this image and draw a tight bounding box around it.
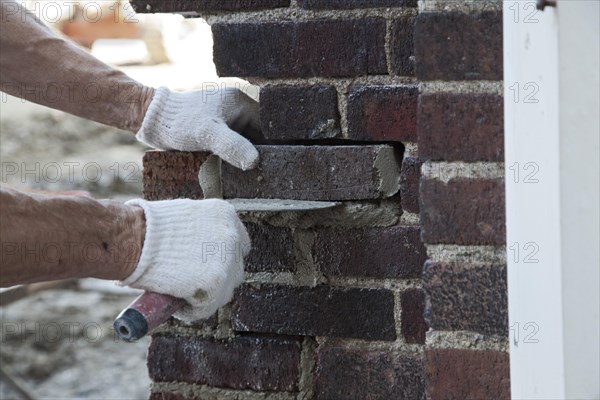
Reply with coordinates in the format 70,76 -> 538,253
503,1 -> 565,398
557,1 -> 600,398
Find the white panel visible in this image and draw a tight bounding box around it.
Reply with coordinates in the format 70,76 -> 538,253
557,1 -> 600,398
503,1 -> 565,398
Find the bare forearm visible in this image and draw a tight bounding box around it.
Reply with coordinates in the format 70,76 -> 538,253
0,0 -> 154,132
0,187 -> 145,287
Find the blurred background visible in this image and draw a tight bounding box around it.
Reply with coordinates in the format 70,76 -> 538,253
0,1 -> 242,398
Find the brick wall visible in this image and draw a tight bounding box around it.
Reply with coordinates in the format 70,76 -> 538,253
132,0 -> 508,399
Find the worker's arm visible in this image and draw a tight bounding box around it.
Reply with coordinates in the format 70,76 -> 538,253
0,0 -> 260,170
0,187 -> 143,286
0,187 -> 249,321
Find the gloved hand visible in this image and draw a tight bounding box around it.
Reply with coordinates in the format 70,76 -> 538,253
119,198 -> 249,322
136,86 -> 260,170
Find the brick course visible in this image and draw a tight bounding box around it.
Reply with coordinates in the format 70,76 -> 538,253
420,178 -> 506,245
142,151 -> 208,201
426,348 -> 510,400
418,93 -> 504,161
423,262 -> 508,336
260,85 -> 341,141
414,12 -> 503,81
245,223 -> 295,273
231,284 -> 397,340
221,145 -> 401,201
390,16 -> 417,76
314,347 -> 425,399
148,335 -> 302,392
399,156 -> 422,213
212,19 -> 387,78
347,85 -> 418,142
313,226 -> 426,279
401,288 -> 428,344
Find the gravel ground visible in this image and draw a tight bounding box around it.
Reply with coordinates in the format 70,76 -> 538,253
0,111 -> 152,400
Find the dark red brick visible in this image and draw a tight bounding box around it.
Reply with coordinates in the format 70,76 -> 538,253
245,223 -> 295,273
299,0 -> 417,8
414,12 -> 503,80
131,0 -> 290,13
347,85 -> 418,142
148,335 -> 301,391
400,156 -> 422,213
390,16 -> 416,76
401,288 -> 427,344
221,145 -> 401,201
420,178 -> 506,245
231,284 -> 396,341
142,151 -> 208,201
212,19 -> 387,78
418,93 -> 504,161
314,347 -> 424,400
313,226 -> 426,279
423,262 -> 508,336
426,349 -> 510,400
260,85 -> 341,141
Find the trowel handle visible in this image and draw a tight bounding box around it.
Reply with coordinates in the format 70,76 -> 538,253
113,291 -> 187,342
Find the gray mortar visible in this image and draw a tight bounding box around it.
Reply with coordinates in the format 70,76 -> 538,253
250,76 -> 416,138
216,304 -> 235,339
237,198 -> 402,229
198,155 -> 223,198
418,0 -> 502,13
293,230 -> 319,287
314,335 -> 424,355
420,80 -> 504,95
297,337 -> 317,400
399,212 -> 420,226
374,146 -> 402,198
421,161 -> 505,183
199,6 -> 418,25
426,330 -> 509,352
426,244 -> 507,264
403,142 -> 419,158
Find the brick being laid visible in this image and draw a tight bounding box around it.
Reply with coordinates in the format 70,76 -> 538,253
222,145 -> 401,201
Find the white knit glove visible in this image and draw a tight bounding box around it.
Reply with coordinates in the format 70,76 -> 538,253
137,86 -> 260,170
119,198 -> 250,322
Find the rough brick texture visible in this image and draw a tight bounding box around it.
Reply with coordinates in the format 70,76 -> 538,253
148,335 -> 302,391
245,223 -> 295,273
420,178 -> 506,245
260,85 -> 341,141
315,347 -> 425,400
221,145 -> 401,201
142,151 -> 208,200
401,288 -> 427,344
423,262 -> 508,335
300,0 -> 417,8
400,156 -> 422,213
426,349 -> 510,400
418,93 -> 504,161
131,0 -> 290,13
390,16 -> 416,76
212,19 -> 387,78
231,284 -> 396,340
149,393 -> 188,400
414,12 -> 503,80
313,226 -> 426,279
347,85 -> 418,142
